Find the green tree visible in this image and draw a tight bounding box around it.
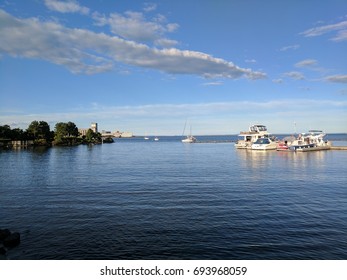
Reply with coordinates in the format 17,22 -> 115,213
85,129 -> 95,143
0,125 -> 12,139
27,121 -> 50,139
54,122 -> 68,145
66,122 -> 79,137
26,121 -> 51,145
11,128 -> 26,140
0,125 -> 27,142
54,121 -> 79,145
84,129 -> 102,144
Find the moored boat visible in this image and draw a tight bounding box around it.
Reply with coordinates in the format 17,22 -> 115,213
181,122 -> 197,143
235,124 -> 271,149
277,130 -> 331,152
251,137 -> 278,150
182,135 -> 197,143
276,136 -> 296,151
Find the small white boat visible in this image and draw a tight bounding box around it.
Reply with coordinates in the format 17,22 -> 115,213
181,122 -> 197,143
182,135 -> 197,143
154,137 -> 159,141
251,137 -> 278,150
235,124 -> 271,149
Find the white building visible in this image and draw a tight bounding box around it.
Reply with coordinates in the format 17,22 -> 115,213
91,123 -> 98,133
79,123 -> 98,136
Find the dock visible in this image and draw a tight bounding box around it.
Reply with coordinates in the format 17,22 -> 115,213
195,140 -> 233,144
193,142 -> 347,150
331,146 -> 347,150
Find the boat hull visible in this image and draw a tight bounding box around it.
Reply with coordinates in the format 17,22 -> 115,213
182,139 -> 195,143
234,141 -> 252,149
251,144 -> 277,150
182,135 -> 197,143
294,146 -> 331,152
276,143 -> 290,151
251,137 -> 278,150
288,143 -> 331,152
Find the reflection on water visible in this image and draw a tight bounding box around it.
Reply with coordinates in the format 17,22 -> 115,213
0,140 -> 347,260
235,149 -> 274,169
236,148 -> 331,171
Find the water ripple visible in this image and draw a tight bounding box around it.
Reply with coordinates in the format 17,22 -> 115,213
1,139 -> 346,259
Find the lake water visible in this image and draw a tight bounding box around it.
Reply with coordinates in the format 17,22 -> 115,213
1,135 -> 347,259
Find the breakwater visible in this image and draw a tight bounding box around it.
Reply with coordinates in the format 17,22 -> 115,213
331,146 -> 347,150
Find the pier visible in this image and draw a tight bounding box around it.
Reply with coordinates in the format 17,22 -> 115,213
193,141 -> 347,150
331,146 -> 347,150
195,140 -> 233,144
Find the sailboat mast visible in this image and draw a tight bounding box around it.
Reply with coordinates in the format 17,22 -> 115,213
182,119 -> 187,136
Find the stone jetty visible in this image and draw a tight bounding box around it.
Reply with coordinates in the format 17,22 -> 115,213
331,146 -> 347,150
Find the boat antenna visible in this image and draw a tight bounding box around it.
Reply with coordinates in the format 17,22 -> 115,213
294,121 -> 297,135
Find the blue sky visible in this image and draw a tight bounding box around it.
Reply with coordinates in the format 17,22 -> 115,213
1,0 -> 346,135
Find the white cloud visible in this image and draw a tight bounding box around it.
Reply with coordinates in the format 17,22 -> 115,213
332,29 -> 347,42
166,23 -> 179,32
0,9 -> 266,79
90,100 -> 347,118
143,3 -> 157,13
295,59 -> 318,68
294,59 -> 328,74
279,44 -> 300,51
324,74 -> 347,83
272,79 -> 283,84
202,81 -> 223,86
154,38 -> 178,48
2,99 -> 346,134
92,10 -> 179,46
301,20 -> 347,41
44,0 -> 89,15
283,71 -> 305,80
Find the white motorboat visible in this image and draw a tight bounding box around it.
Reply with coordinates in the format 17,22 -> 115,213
235,124 -> 271,149
281,130 -> 332,152
251,137 -> 278,150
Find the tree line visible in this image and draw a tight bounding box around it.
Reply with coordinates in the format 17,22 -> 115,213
0,121 -> 103,146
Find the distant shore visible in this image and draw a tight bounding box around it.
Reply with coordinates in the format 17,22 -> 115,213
1,121 -> 116,149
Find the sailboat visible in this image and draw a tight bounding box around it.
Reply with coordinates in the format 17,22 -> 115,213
181,121 -> 197,143
182,134 -> 197,143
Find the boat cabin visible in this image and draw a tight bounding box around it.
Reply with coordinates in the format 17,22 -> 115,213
254,138 -> 271,145
250,125 -> 267,133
